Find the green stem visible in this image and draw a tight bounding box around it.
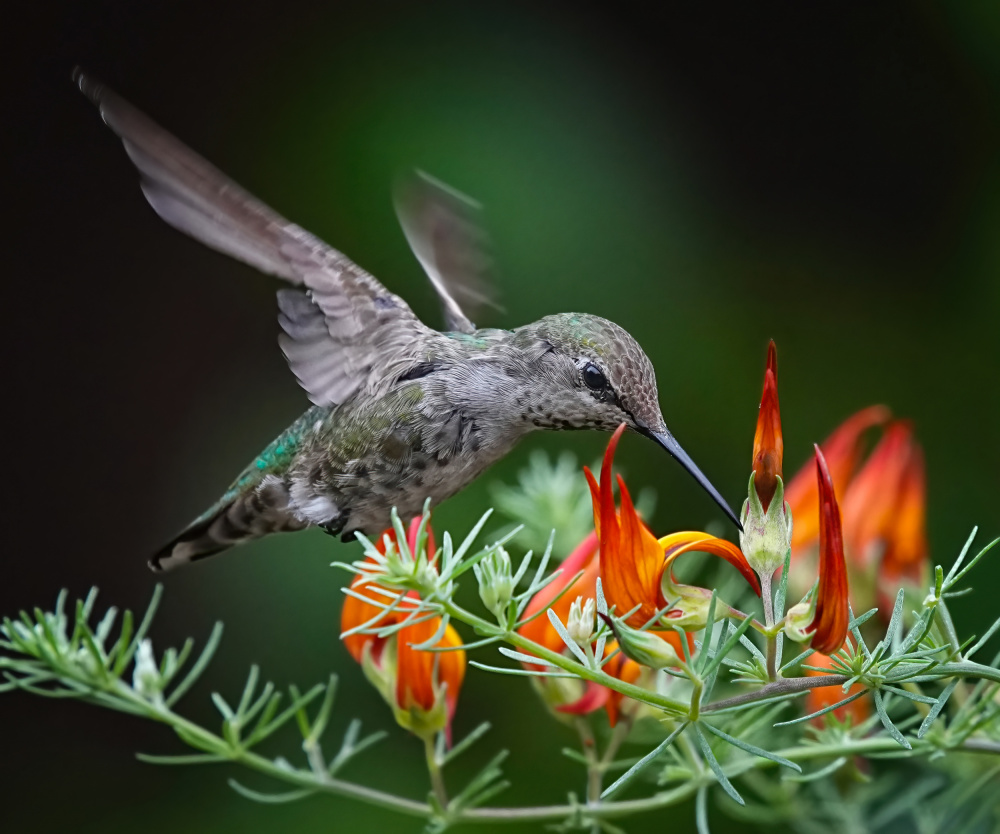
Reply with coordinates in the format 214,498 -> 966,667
13,670 -> 1000,826
424,735 -> 448,809
760,572 -> 778,682
443,600 -> 692,716
574,718 -> 602,805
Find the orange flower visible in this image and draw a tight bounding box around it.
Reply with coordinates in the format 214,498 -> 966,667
340,517 -> 464,739
784,411 -> 929,616
584,425 -> 760,631
394,614 -> 465,721
805,650 -> 868,725
784,406 -> 890,551
752,340 -> 783,511
810,446 -> 849,654
519,532 -> 601,664
517,528 -> 687,725
603,649 -> 643,728
878,445 -> 928,605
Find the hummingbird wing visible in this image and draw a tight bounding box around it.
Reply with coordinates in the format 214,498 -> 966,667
74,69 -> 433,407
393,171 -> 500,334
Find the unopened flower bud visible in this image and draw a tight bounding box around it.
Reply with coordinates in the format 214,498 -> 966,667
740,472 -> 793,581
598,613 -> 682,670
474,546 -> 515,619
783,600 -> 816,644
132,639 -> 162,699
566,597 -> 596,646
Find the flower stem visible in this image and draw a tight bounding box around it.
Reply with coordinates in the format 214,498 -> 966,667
574,718 -> 602,805
424,735 -> 449,809
760,572 -> 778,681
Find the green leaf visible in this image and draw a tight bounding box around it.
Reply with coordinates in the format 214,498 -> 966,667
947,536 -> 998,589
701,722 -> 801,772
136,752 -> 228,766
601,722 -> 687,799
782,756 -> 848,783
228,779 -> 316,804
873,690 -> 912,749
307,675 -> 338,746
943,527 -> 979,587
695,785 -> 710,834
702,616 -> 755,681
442,721 -> 491,765
165,622 -> 223,707
774,690 -> 867,726
691,724 -> 744,805
965,615 -> 1000,660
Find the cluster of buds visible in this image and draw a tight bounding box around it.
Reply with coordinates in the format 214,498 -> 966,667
340,517 -> 465,741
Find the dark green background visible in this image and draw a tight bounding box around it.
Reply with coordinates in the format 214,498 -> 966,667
5,2 -> 999,831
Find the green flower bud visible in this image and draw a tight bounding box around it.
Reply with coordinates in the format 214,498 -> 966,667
783,600 -> 817,644
474,545 -> 515,619
739,472 -> 793,581
599,613 -> 682,670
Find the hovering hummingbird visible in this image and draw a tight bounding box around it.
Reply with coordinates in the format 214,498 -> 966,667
74,69 -> 741,572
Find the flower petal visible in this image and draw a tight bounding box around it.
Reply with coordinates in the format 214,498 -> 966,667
614,475 -> 670,624
839,421 -> 914,566
518,531 -> 600,657
752,341 -> 783,511
659,532 -> 762,597
603,647 -> 642,727
810,446 -> 849,654
878,444 -> 928,604
556,681 -> 610,715
396,616 -> 466,718
784,405 -> 890,551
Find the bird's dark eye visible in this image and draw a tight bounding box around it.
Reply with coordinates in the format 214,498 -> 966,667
583,363 -> 607,391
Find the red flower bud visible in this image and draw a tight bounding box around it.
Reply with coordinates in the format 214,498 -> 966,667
752,340 -> 783,511
810,446 -> 849,654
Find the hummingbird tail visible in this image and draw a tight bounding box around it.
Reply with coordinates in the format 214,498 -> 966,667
149,477 -> 307,572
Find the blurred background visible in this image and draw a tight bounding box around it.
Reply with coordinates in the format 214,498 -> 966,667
4,1 -> 999,830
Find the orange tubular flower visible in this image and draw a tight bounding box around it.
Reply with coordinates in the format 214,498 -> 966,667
585,425 -> 759,632
810,446 -> 849,654
784,410 -> 929,619
519,532 -> 601,664
517,527 -> 688,726
752,340 -> 783,511
784,405 -> 890,551
603,650 -> 642,727
340,518 -> 465,739
394,614 -> 465,724
878,445 -> 928,603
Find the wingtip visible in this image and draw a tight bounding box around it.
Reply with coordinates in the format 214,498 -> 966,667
71,66 -> 104,106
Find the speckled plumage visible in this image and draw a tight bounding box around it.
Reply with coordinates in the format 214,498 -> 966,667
74,70 -> 738,571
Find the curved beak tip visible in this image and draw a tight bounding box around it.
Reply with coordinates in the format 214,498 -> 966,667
647,429 -> 742,533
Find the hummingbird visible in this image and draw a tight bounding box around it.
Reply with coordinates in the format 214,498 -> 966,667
74,70 -> 741,572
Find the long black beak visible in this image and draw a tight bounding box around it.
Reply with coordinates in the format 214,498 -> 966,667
641,428 -> 743,532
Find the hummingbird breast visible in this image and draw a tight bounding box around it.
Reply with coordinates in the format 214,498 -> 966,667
281,344 -> 530,536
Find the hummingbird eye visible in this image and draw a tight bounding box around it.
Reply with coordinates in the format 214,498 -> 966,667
582,363 -> 608,391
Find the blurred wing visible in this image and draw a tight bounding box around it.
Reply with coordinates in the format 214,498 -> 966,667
74,69 -> 432,406
393,170 -> 499,334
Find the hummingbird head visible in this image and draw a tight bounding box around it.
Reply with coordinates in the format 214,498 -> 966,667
512,313 -> 741,530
